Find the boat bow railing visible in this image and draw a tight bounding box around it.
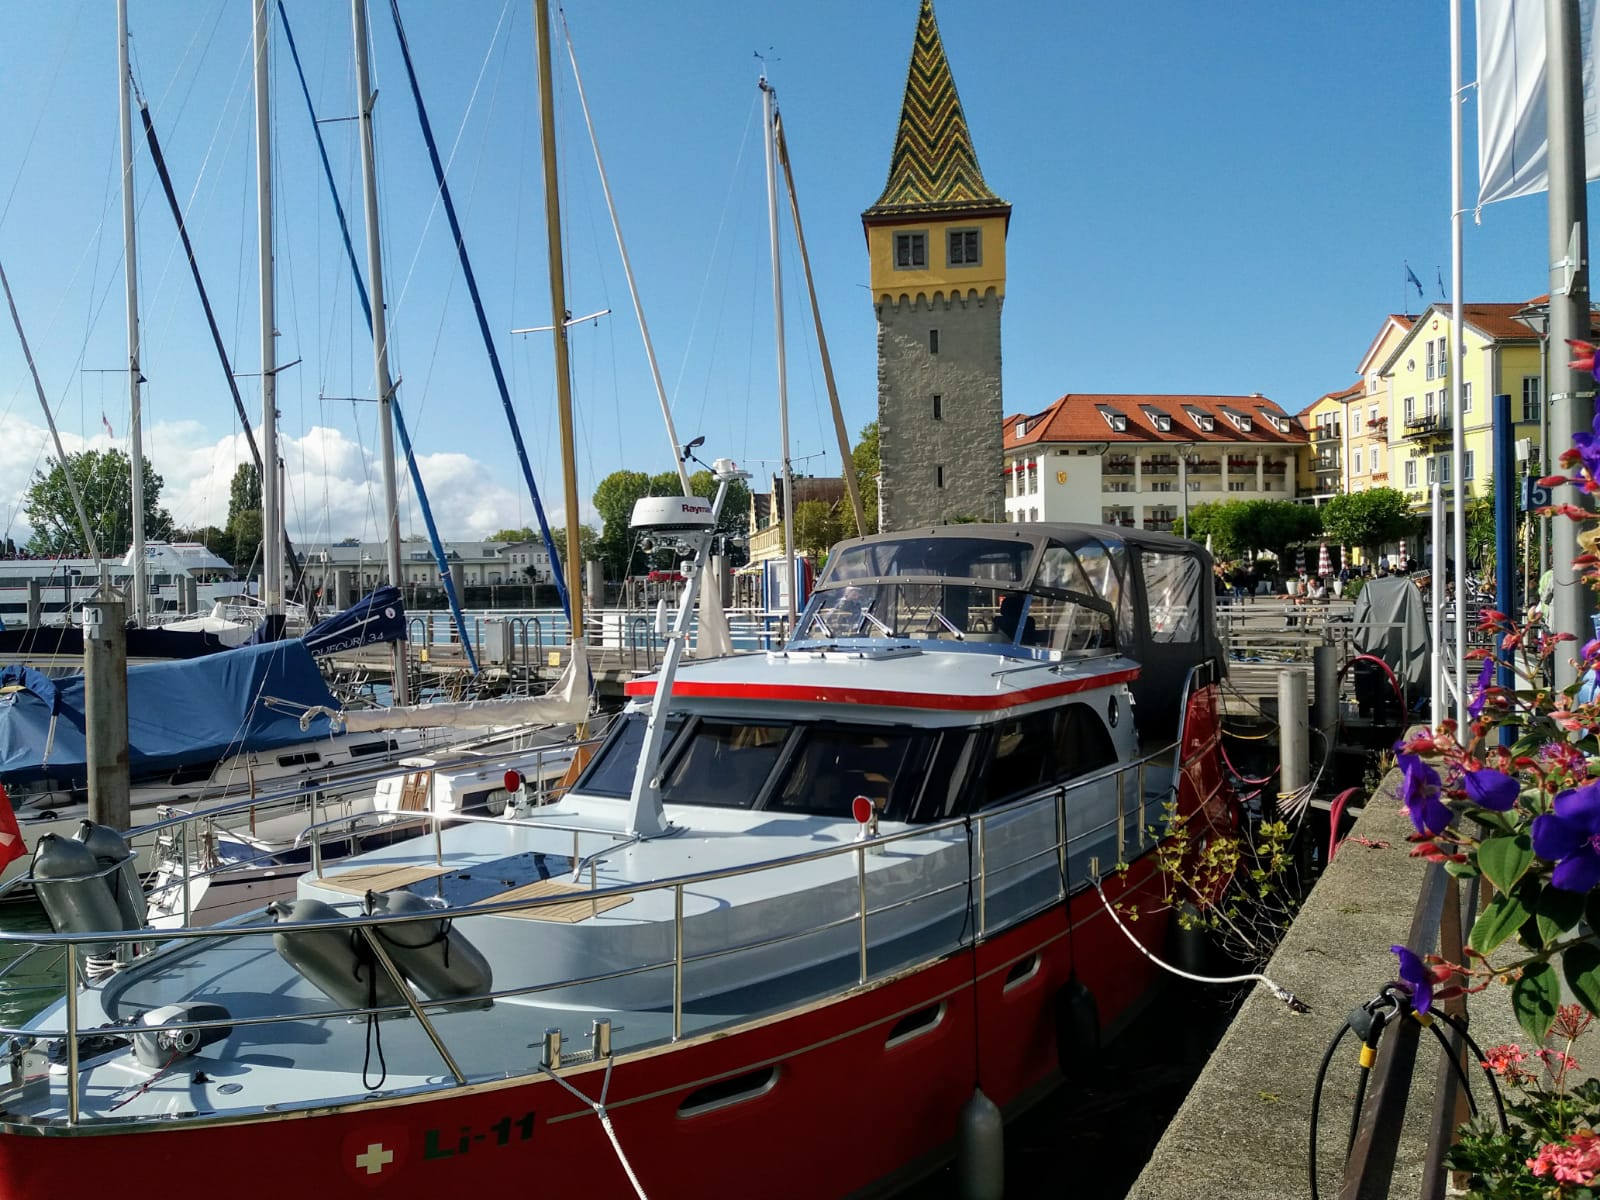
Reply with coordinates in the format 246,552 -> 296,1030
0,733 -> 1213,1128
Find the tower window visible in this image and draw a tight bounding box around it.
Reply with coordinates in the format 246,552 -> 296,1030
929,329 -> 940,354
948,229 -> 981,266
894,232 -> 928,269
932,394 -> 943,421
936,465 -> 945,488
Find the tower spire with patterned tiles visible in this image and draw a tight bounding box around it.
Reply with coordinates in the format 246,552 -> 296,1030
864,0 -> 1007,532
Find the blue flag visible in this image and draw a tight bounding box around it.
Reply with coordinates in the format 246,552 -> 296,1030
1406,264 -> 1424,298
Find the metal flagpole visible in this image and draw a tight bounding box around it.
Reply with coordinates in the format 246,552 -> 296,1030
1450,0 -> 1469,726
1546,0 -> 1593,690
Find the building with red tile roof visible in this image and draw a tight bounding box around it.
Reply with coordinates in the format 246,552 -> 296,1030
1001,393 -> 1308,532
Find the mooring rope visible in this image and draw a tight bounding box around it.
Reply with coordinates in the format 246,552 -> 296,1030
1091,878 -> 1307,1012
540,1056 -> 648,1200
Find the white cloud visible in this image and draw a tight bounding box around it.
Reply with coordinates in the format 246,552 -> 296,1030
0,413 -> 540,546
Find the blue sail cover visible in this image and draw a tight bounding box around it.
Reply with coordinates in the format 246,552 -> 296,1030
0,641 -> 339,785
301,586 -> 407,658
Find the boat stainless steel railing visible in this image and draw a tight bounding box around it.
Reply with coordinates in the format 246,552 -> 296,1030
0,732 -> 1202,1127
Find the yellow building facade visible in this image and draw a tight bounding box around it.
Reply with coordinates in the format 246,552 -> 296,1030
1374,304 -> 1544,507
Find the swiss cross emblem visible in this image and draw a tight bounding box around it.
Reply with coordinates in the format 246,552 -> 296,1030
342,1127 -> 406,1188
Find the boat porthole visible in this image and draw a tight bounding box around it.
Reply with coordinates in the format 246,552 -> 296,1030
676,1066 -> 780,1118
217,1083 -> 242,1095
1003,953 -> 1042,993
1107,695 -> 1119,727
885,1001 -> 946,1049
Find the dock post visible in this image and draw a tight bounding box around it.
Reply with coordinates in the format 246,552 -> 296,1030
25,580 -> 40,629
1312,644 -> 1338,758
183,575 -> 198,614
84,591 -> 131,830
1278,670 -> 1309,815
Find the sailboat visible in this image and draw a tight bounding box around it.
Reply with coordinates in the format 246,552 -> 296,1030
0,8 -> 1240,1197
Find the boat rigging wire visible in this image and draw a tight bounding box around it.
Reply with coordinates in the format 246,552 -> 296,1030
1089,877 -> 1307,1013
540,1056 -> 648,1200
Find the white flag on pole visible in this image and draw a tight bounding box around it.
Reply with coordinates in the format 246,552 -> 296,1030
1477,0 -> 1600,206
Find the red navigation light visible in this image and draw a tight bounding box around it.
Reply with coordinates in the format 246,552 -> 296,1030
852,795 -> 873,825
504,770 -> 523,794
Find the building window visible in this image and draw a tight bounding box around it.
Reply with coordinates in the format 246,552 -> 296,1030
894,232 -> 927,269
936,465 -> 945,488
1462,381 -> 1473,413
1437,336 -> 1449,376
1440,454 -> 1452,483
1423,390 -> 1434,417
1029,507 -> 1038,521
1425,457 -> 1437,485
947,229 -> 980,266
1369,405 -> 1379,425
1463,449 -> 1475,481
1228,480 -> 1249,492
1404,459 -> 1417,488
1426,339 -> 1436,380
932,393 -> 942,421
929,329 -> 940,354
1403,395 -> 1415,422
1150,481 -> 1175,493
1523,375 -> 1542,422
1354,449 -> 1363,474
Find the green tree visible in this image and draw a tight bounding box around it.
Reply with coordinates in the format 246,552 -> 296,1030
227,463 -> 261,524
1318,487 -> 1420,559
489,526 -> 537,543
793,499 -> 843,561
223,462 -> 263,570
552,523 -> 601,575
852,421 -> 880,533
25,449 -> 174,556
591,470 -> 653,579
229,509 -> 264,570
1177,498 -> 1321,565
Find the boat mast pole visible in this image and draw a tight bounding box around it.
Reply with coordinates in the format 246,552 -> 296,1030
774,112 -> 867,537
762,75 -> 798,634
352,0 -> 410,704
253,0 -> 281,618
117,0 -> 148,624
533,0 -> 584,643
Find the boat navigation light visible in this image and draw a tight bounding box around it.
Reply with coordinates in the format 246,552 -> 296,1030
503,769 -> 523,795
851,795 -> 872,825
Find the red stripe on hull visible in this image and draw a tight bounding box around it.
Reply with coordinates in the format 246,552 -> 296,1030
0,869 -> 1175,1200
623,668 -> 1140,711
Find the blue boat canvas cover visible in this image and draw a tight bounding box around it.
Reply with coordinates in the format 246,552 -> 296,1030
0,641 -> 338,785
301,585 -> 407,658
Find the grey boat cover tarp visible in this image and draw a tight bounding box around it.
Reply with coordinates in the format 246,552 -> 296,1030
0,641 -> 338,785
1351,575 -> 1432,691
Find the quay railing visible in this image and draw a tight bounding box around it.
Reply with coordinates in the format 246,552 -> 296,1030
1332,856 -> 1481,1199
0,724 -> 1208,1126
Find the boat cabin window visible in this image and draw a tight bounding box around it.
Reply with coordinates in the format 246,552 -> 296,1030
767,725 -> 935,821
659,720 -> 792,809
1141,551 -> 1203,643
823,537 -> 1030,587
574,712 -> 686,798
167,761 -> 215,787
276,751 -> 322,768
979,703 -> 1119,808
348,740 -> 400,758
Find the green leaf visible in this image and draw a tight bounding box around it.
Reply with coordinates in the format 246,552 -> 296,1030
1564,942 -> 1600,1017
1584,890 -> 1600,936
1469,891 -> 1534,956
1513,962 -> 1561,1043
1478,835 -> 1534,894
1537,887 -> 1587,947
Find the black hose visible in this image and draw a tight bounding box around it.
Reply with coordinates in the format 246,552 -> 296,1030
1307,1022 -> 1351,1200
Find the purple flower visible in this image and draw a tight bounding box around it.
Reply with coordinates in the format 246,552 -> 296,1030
1391,944 -> 1433,1015
1398,753 -> 1451,835
1574,429 -> 1600,482
1467,656 -> 1495,720
1462,766 -> 1519,812
1532,779 -> 1600,892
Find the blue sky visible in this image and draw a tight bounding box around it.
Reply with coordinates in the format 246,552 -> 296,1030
0,0 -> 1582,544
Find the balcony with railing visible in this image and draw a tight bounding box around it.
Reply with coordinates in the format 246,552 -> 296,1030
1312,425 -> 1341,443
1103,455 -> 1135,475
1141,456 -> 1178,474
1402,411 -> 1450,439
1143,516 -> 1175,532
1367,415 -> 1389,433
1185,457 -> 1221,474
1313,453 -> 1341,476
1262,460 -> 1288,475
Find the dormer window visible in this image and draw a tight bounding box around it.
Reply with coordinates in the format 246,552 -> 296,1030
1097,406 -> 1128,433
1199,414 -> 1214,432
1015,420 -> 1028,438
1225,409 -> 1253,433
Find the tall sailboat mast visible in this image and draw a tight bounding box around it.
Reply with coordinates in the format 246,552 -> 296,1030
352,0 -> 410,704
533,0 -> 584,641
117,0 -> 148,624
253,0 -> 281,617
761,75 -> 798,634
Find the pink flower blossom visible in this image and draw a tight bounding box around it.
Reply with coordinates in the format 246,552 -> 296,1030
1481,1043 -> 1528,1076
1539,1047 -> 1580,1079
1528,1130 -> 1600,1186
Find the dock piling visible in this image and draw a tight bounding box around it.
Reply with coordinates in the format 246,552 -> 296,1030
84,591 -> 130,830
